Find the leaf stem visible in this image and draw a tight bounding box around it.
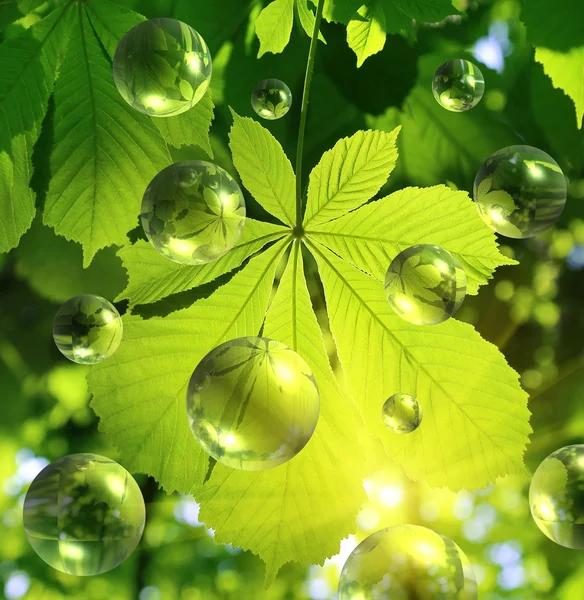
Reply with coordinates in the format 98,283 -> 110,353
295,0 -> 325,233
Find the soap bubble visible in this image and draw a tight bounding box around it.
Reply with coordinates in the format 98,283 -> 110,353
23,454 -> 145,575
432,59 -> 485,112
384,244 -> 467,326
473,145 -> 567,238
529,444 -> 584,549
339,524 -> 477,599
186,337 -> 320,470
382,393 -> 422,434
251,78 -> 292,120
113,18 -> 212,117
53,295 -> 122,364
141,160 -> 246,265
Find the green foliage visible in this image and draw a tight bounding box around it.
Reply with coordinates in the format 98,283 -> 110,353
344,0 -> 459,65
88,101 -> 529,577
229,111 -> 297,226
308,241 -> 530,489
117,219 -> 287,306
16,218 -> 127,304
304,128 -> 399,225
2,0 -> 584,595
0,0 -> 214,264
0,7 -> 72,253
346,2 -> 387,67
258,0 -> 459,63
255,0 -> 295,57
520,0 -> 584,129
307,185 -> 515,295
43,4 -> 171,266
295,0 -> 326,43
535,47 -> 584,129
521,0 -> 584,52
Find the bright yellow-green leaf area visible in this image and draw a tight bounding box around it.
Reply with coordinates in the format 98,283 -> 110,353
90,112 -> 530,581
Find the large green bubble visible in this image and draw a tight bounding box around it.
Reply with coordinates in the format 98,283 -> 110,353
23,454 -> 145,576
530,444 -> 584,549
186,337 -> 320,471
339,525 -> 478,599
113,18 -> 212,117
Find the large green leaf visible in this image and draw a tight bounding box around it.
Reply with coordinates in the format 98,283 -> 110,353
117,219 -> 289,307
199,241 -> 367,584
229,112 -> 296,226
89,239 -> 289,492
309,240 -> 531,490
304,128 -> 399,227
0,5 -> 72,253
43,4 -> 171,266
306,185 -> 514,295
255,0 -> 294,58
88,117 -> 530,579
535,46 -> 584,129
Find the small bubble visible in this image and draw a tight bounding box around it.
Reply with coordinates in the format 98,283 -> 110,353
251,79 -> 292,120
432,59 -> 485,112
382,393 -> 422,434
53,295 -> 122,365
385,244 -> 467,325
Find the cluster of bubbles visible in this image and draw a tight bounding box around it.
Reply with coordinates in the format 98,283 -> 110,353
431,59 -> 567,239
378,59 -> 569,444
23,454 -> 145,576
40,17 -> 302,578
37,19 -> 576,595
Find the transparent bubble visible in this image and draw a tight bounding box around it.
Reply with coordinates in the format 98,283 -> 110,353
473,145 -> 567,238
385,244 -> 467,326
432,59 -> 485,112
339,525 -> 478,599
251,78 -> 292,120
141,160 -> 246,265
186,337 -> 320,470
529,444 -> 584,549
53,295 -> 122,365
23,454 -> 145,575
113,18 -> 212,117
382,393 -> 422,434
